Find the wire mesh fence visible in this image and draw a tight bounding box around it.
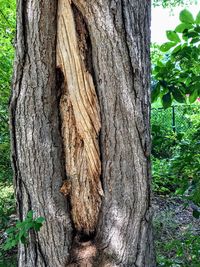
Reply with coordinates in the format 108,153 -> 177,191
151,104 -> 200,133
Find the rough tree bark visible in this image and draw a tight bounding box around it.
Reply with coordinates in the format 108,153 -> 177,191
10,0 -> 155,266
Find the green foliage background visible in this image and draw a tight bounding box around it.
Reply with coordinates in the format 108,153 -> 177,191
0,2 -> 16,265
0,0 -> 16,183
152,9 -> 200,108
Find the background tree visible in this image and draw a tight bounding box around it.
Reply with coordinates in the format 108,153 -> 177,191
10,0 -> 154,266
152,9 -> 200,108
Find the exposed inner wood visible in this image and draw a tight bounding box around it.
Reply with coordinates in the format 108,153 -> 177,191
57,0 -> 103,234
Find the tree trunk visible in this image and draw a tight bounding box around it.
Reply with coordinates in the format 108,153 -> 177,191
10,0 -> 155,266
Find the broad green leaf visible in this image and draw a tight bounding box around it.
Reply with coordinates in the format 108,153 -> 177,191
189,89 -> 198,103
162,92 -> 172,109
35,217 -> 45,224
33,222 -> 43,232
19,230 -> 26,239
16,221 -> 24,228
182,32 -> 189,41
20,235 -> 27,244
11,239 -> 17,247
151,83 -> 160,103
154,65 -> 161,73
27,210 -> 34,219
6,227 -> 16,234
175,23 -> 189,33
157,61 -> 164,67
172,44 -> 182,54
194,25 -> 200,33
190,38 -> 200,44
186,31 -> 199,38
185,77 -> 191,86
160,42 -> 177,52
179,9 -> 194,24
166,31 -> 180,42
3,242 -> 12,251
24,222 -> 34,230
196,11 -> 200,24
172,90 -> 186,103
189,82 -> 200,93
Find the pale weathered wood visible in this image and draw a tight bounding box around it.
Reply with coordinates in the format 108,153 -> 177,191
57,0 -> 103,234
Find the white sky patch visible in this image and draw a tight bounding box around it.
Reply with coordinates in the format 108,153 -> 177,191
151,3 -> 200,44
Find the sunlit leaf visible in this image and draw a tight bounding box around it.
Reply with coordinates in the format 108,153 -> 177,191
160,42 -> 177,52
189,90 -> 198,103
179,9 -> 194,24
196,11 -> 200,24
175,23 -> 190,33
166,30 -> 180,42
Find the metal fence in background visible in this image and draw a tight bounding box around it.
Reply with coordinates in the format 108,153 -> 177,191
151,104 -> 200,133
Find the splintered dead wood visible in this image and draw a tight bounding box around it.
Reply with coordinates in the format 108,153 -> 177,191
57,0 -> 103,233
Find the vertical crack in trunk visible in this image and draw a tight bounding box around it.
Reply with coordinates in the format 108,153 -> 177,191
56,0 -> 103,235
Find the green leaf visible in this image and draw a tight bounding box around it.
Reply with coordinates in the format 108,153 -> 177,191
16,221 -> 24,228
179,9 -> 194,24
162,92 -> 172,109
189,83 -> 200,93
160,42 -> 177,52
171,44 -> 182,54
3,242 -> 12,251
27,210 -> 34,219
24,222 -> 34,231
11,239 -> 17,247
172,90 -> 186,103
166,31 -> 180,42
194,25 -> 200,33
190,38 -> 200,44
196,11 -> 200,24
175,23 -> 191,33
187,31 -> 199,38
20,235 -> 27,244
35,217 -> 45,224
157,61 -> 164,67
33,222 -> 43,232
185,77 -> 191,86
6,227 -> 16,234
151,84 -> 160,103
189,90 -> 198,103
19,230 -> 26,239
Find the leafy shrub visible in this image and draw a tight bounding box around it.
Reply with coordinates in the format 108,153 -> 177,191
170,112 -> 200,205
157,231 -> 200,266
151,9 -> 200,108
152,157 -> 175,195
0,143 -> 13,183
152,104 -> 200,198
3,211 -> 45,251
0,183 -> 15,230
151,123 -> 176,159
0,0 -> 16,146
